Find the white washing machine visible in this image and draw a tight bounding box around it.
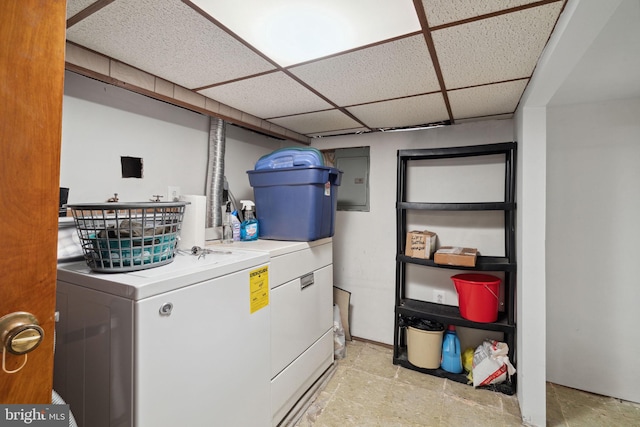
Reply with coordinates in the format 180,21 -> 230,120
54,249 -> 271,427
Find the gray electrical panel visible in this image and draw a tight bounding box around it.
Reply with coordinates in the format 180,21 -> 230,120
334,147 -> 369,211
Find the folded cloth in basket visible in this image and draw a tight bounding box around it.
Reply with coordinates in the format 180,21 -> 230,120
97,220 -> 173,238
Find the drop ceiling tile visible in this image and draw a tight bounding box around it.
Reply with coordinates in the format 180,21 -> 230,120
289,35 -> 440,106
448,80 -> 528,120
433,2 -> 564,89
198,72 -> 333,119
422,0 -> 546,27
269,110 -> 363,135
347,93 -> 449,129
66,0 -> 276,89
191,0 -> 421,67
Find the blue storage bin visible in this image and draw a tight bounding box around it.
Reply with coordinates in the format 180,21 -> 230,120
254,147 -> 324,170
247,166 -> 342,241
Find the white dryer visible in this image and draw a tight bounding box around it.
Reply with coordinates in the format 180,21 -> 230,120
54,249 -> 270,427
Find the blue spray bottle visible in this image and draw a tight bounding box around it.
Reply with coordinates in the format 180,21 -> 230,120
441,325 -> 463,374
240,200 -> 259,241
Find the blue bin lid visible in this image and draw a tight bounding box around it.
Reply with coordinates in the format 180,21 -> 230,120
247,166 -> 342,187
254,147 -> 324,170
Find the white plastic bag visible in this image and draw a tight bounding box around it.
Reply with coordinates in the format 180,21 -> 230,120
333,304 -> 346,359
472,340 -> 516,388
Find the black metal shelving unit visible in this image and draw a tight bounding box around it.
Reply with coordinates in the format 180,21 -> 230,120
393,142 -> 517,395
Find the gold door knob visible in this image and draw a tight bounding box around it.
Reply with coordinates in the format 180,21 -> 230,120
0,312 -> 44,355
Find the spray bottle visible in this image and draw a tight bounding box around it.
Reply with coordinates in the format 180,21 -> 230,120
231,209 -> 241,241
222,202 -> 233,244
240,200 -> 259,241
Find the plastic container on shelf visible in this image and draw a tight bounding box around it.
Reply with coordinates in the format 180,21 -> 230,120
247,166 -> 342,241
440,325 -> 463,374
451,273 -> 501,323
405,318 -> 445,369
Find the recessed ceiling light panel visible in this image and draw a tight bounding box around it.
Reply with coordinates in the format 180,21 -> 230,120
191,0 -> 421,66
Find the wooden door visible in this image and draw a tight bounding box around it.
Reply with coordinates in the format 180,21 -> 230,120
0,0 -> 66,403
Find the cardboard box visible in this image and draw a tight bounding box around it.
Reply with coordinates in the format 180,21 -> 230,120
434,246 -> 478,267
405,230 -> 437,259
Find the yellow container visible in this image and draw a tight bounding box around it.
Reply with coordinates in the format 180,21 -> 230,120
407,326 -> 444,369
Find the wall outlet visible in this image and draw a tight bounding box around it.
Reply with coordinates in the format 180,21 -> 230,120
167,186 -> 180,202
434,290 -> 445,304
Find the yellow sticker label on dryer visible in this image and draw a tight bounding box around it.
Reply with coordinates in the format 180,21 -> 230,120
249,265 -> 269,313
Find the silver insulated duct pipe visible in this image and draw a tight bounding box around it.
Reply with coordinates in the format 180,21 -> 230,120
205,117 -> 226,230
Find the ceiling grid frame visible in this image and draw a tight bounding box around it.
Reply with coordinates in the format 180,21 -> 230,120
63,0 -> 568,139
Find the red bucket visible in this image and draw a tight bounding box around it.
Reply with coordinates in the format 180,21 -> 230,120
451,273 -> 501,323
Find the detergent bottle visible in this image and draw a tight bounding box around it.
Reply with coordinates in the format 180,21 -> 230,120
441,325 -> 463,374
240,200 -> 259,241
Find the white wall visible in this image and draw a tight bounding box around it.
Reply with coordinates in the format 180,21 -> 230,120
512,1 -> 629,423
311,119 -> 514,345
546,97 -> 640,403
61,71 -> 284,205
513,106 -> 547,425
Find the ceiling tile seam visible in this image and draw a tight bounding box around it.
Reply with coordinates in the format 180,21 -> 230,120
520,0 -> 570,86
510,77 -> 535,120
283,31 -> 424,70
264,86 -> 444,123
462,0 -> 566,105
428,0 -> 565,32
267,106 -> 377,134
64,59 -> 310,144
265,107 -> 341,121
192,69 -> 280,92
66,0 -> 115,29
278,69 -> 369,128
340,89 -> 446,110
266,103 -> 370,133
413,0 -> 454,123
262,87 -> 445,122
447,77 -> 530,93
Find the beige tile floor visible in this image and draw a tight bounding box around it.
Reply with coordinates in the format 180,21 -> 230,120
295,340 -> 640,427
